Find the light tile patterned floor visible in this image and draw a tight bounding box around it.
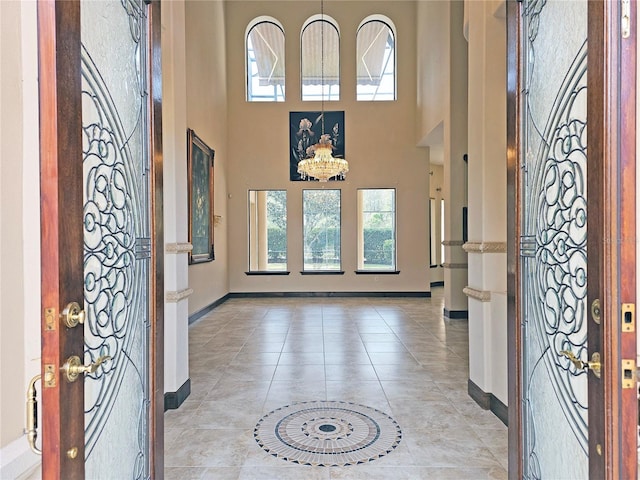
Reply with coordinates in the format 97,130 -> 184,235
165,289 -> 508,479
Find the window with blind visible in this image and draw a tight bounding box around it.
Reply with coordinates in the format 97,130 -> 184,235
246,18 -> 285,102
357,17 -> 396,101
301,16 -> 340,101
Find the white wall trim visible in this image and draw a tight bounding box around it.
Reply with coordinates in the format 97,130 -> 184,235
441,262 -> 468,269
441,240 -> 465,246
463,286 -> 492,302
0,436 -> 40,480
166,288 -> 194,303
463,241 -> 507,253
165,242 -> 193,254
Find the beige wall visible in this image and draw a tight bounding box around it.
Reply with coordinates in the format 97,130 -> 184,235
416,0 -> 448,144
0,0 -> 26,449
416,1 -> 469,314
417,1 -> 449,287
225,0 -> 430,294
1,0 -> 41,475
185,0 -> 230,314
466,0 -> 506,244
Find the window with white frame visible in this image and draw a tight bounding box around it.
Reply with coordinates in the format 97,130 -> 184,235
357,189 -> 396,270
246,18 -> 285,102
248,190 -> 287,271
430,198 -> 437,265
440,199 -> 445,264
301,16 -> 340,101
303,189 -> 341,270
356,17 -> 396,101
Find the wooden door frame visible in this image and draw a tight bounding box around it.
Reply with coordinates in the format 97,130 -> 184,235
505,0 -> 521,476
38,1 -> 84,477
586,2 -> 637,477
506,0 -> 637,479
148,0 -> 165,477
37,1 -> 164,478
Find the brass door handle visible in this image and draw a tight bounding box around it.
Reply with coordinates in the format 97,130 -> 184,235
61,355 -> 111,383
26,374 -> 42,455
560,350 -> 601,378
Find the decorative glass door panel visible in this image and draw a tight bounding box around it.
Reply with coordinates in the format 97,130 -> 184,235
81,1 -> 151,478
520,0 -> 588,478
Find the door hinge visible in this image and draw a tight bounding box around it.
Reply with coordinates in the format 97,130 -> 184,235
622,0 -> 631,39
622,303 -> 635,332
621,359 -> 636,388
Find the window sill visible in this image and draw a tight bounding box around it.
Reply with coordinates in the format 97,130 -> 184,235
354,270 -> 400,275
245,271 -> 291,276
300,270 -> 345,275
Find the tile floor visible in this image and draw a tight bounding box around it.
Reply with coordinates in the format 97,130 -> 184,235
165,289 -> 508,479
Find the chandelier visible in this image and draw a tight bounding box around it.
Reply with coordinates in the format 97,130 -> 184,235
297,0 -> 349,182
297,136 -> 349,182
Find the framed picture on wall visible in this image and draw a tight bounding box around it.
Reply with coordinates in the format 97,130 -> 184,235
187,128 -> 215,264
289,111 -> 345,181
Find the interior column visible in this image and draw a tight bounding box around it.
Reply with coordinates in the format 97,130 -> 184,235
443,0 -> 469,319
161,0 -> 191,410
464,0 -> 508,419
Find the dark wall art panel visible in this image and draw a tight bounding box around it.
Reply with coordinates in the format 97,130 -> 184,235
289,111 -> 345,181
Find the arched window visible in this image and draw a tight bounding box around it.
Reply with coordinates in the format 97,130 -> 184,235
301,15 -> 340,101
356,16 -> 396,101
246,17 -> 285,102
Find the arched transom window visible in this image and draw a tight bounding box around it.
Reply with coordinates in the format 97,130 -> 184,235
301,15 -> 340,101
246,17 -> 285,102
357,16 -> 396,101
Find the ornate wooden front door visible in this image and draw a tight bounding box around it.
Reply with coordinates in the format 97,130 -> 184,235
38,1 -> 163,478
507,1 -> 637,478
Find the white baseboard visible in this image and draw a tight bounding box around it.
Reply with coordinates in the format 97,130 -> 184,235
0,436 -> 41,480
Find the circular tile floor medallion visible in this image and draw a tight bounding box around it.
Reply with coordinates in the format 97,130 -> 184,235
254,401 -> 402,467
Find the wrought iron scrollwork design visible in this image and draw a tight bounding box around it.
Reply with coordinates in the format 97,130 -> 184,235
81,0 -> 150,478
522,0 -> 589,475
524,0 -> 547,45
529,40 -> 588,453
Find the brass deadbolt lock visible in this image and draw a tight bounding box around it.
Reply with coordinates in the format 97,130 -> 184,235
61,302 -> 86,328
